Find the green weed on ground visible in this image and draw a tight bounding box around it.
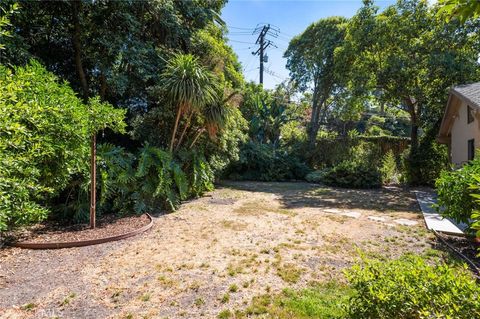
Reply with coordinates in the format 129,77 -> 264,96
231,282 -> 353,318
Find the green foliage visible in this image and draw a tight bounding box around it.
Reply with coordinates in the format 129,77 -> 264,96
59,143 -> 216,222
380,150 -> 398,184
275,283 -> 352,319
469,175 -> 480,237
238,282 -> 353,319
0,178 -> 48,233
436,156 -> 480,226
0,61 -> 125,231
285,16 -> 348,146
227,142 -> 309,182
160,53 -> 218,112
320,160 -> 382,189
336,0 -> 480,151
229,82 -> 309,182
346,255 -> 480,318
309,136 -> 359,169
189,152 -> 214,197
136,145 -> 188,211
191,25 -> 244,89
0,2 -> 18,50
159,53 -> 219,152
206,106 -> 248,175
438,0 -> 480,23
305,170 -> 327,183
404,127 -> 449,186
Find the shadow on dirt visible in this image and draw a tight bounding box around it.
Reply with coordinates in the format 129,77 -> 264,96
218,180 -> 420,213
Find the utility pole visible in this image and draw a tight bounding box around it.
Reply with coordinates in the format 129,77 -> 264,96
252,24 -> 278,85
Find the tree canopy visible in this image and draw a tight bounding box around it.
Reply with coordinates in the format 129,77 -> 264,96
285,16 -> 348,147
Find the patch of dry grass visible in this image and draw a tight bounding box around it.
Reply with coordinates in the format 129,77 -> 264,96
221,219 -> 248,231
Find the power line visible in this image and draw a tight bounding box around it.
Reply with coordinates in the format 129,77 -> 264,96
227,25 -> 255,31
251,24 -> 279,84
228,39 -> 256,44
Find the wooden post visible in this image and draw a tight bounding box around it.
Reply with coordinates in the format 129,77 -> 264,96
90,134 -> 96,229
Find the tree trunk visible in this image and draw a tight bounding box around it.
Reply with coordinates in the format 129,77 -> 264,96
189,128 -> 205,149
175,110 -> 193,151
170,103 -> 184,153
72,0 -> 96,228
404,97 -> 419,151
89,134 -> 96,229
72,0 -> 88,100
307,87 -> 321,149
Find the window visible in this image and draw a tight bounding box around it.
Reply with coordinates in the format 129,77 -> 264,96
468,105 -> 474,124
468,139 -> 475,161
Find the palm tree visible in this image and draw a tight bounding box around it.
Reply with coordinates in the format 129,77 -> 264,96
159,53 -> 218,152
189,89 -> 240,149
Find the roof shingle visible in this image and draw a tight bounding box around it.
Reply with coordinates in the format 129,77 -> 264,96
451,82 -> 480,109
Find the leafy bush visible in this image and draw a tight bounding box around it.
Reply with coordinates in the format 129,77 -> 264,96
346,255 -> 480,318
226,142 -> 310,181
305,170 -> 327,183
380,150 -> 399,184
320,161 -> 382,189
59,144 -> 215,221
305,138 -> 382,188
189,151 -> 214,197
0,62 -> 125,231
404,128 -> 448,186
135,145 -> 189,211
435,157 -> 480,225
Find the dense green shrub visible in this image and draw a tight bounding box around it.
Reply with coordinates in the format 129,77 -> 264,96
58,144 -> 215,221
189,151 -> 215,197
0,62 -> 125,231
305,170 -> 327,183
469,176 -> 480,238
242,254 -> 480,319
435,157 -> 480,225
320,161 -> 382,189
404,128 -> 448,186
380,150 -> 399,184
135,145 -> 189,211
226,142 -> 310,181
309,134 -> 407,170
346,255 -> 480,318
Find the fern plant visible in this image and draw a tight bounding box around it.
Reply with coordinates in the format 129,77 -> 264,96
189,151 -> 214,197
136,145 -> 189,211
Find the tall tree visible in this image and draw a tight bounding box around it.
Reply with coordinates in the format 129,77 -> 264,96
438,0 -> 480,22
159,53 -> 218,152
337,0 -> 480,150
4,0 -> 227,112
284,17 -> 348,147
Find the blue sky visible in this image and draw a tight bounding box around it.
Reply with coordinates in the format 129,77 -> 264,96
221,0 -> 397,89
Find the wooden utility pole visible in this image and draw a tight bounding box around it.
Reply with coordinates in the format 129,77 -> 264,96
90,134 -> 96,229
252,24 -> 278,85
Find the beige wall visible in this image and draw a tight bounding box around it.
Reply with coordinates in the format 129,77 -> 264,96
450,101 -> 480,166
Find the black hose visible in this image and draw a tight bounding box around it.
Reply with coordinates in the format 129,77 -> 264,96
432,229 -> 480,278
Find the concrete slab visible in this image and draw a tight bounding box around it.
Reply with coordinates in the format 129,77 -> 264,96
414,190 -> 465,235
341,211 -> 362,219
368,216 -> 386,222
393,218 -> 418,226
324,208 -> 342,214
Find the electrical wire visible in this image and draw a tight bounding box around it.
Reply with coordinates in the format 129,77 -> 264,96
227,25 -> 255,31
228,39 -> 256,45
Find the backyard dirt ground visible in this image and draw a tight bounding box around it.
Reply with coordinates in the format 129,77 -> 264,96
0,181 -> 436,319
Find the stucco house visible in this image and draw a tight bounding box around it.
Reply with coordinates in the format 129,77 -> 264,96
438,82 -> 480,166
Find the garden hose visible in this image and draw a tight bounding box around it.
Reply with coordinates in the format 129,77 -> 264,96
432,229 -> 480,279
